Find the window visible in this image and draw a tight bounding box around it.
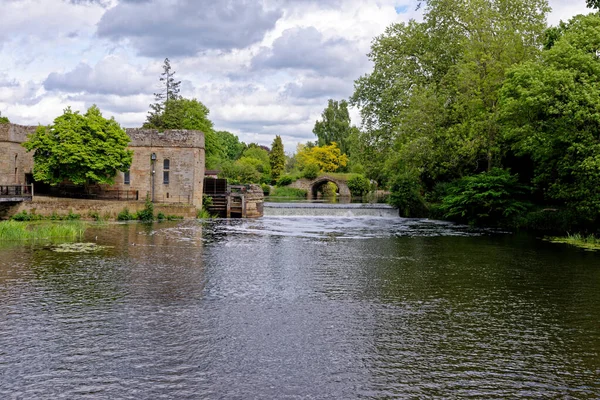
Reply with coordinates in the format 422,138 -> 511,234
163,159 -> 170,184
124,171 -> 130,185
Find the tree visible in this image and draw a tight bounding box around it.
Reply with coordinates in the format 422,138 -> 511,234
296,142 -> 348,173
0,111 -> 8,124
143,97 -> 222,168
22,105 -> 132,186
499,12 -> 600,215
217,130 -> 244,161
313,99 -> 353,155
269,135 -> 285,181
351,0 -> 550,185
587,0 -> 599,9
146,58 -> 181,128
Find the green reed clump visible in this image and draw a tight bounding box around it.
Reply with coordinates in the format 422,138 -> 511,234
0,221 -> 86,241
547,232 -> 600,251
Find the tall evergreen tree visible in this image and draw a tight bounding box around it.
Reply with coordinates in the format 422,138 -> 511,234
269,135 -> 285,180
146,58 -> 181,127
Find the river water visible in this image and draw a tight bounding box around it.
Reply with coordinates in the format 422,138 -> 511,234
0,214 -> 599,399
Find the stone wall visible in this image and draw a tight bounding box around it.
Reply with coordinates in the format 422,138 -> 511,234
0,124 -> 35,185
288,176 -> 352,197
0,124 -> 205,207
0,196 -> 198,220
245,184 -> 264,218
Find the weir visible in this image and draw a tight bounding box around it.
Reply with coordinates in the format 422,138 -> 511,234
264,202 -> 399,217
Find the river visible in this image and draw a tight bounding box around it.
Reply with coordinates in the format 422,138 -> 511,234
0,213 -> 599,398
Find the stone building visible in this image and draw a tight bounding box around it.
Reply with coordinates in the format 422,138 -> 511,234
0,123 -> 206,207
0,123 -> 35,186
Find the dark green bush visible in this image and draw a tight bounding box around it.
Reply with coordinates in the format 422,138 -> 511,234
261,183 -> 271,195
157,212 -> 166,221
347,175 -> 371,197
276,175 -> 293,186
11,210 -> 41,221
389,174 -> 428,217
137,196 -> 154,222
303,164 -> 320,180
440,168 -> 531,225
117,208 -> 134,221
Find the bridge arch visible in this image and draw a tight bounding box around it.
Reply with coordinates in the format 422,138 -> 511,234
308,175 -> 351,198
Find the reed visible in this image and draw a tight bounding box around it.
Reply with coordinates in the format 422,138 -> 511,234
0,221 -> 86,241
548,232 -> 600,250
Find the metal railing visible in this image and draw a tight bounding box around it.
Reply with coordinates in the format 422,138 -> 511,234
0,185 -> 33,199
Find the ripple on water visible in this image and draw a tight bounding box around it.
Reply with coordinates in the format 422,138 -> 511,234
0,217 -> 598,399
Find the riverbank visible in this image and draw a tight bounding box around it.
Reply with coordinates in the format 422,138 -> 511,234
0,220 -> 86,241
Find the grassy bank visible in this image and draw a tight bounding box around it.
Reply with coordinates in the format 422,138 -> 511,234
269,187 -> 308,198
0,221 -> 86,241
548,233 -> 600,251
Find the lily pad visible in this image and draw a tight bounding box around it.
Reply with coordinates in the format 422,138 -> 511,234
51,243 -> 112,253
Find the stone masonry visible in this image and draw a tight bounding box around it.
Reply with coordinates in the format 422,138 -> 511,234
0,123 -> 206,207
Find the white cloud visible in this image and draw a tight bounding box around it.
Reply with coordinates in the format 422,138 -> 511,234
0,0 -> 594,151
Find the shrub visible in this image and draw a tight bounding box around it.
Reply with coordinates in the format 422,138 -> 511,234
261,183 -> 271,195
117,208 -> 134,221
347,175 -> 371,197
66,210 -> 81,220
440,168 -> 531,225
303,164 -> 320,180
137,196 -> 155,222
11,210 -> 42,221
389,174 -> 428,217
88,211 -> 101,221
157,212 -> 166,221
197,208 -> 213,219
202,195 -> 213,209
276,175 -> 293,186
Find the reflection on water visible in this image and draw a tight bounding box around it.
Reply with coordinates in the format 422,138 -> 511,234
0,218 -> 599,399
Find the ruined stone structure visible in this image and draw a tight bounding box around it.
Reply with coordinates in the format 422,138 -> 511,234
0,123 -> 206,207
288,175 -> 351,198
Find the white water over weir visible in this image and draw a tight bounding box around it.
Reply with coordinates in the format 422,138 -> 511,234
263,202 -> 399,217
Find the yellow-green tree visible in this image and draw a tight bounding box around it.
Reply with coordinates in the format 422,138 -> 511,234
296,142 -> 348,173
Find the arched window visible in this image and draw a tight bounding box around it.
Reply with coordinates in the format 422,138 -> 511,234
163,159 -> 170,184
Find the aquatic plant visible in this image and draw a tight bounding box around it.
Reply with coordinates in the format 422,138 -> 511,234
0,221 -> 86,241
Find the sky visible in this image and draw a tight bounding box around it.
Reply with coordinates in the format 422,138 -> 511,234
0,0 -> 592,152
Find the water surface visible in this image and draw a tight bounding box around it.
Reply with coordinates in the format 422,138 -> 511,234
0,216 -> 599,398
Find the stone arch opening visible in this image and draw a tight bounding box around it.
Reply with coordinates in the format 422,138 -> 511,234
311,179 -> 339,198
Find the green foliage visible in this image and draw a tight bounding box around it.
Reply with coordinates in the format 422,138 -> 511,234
11,210 -> 42,221
261,183 -> 271,195
220,144 -> 272,184
269,135 -> 285,181
439,168 -> 531,225
0,111 -> 9,124
276,175 -> 294,186
137,196 -> 155,222
302,164 -> 320,180
217,130 -> 244,161
0,221 -> 86,241
347,175 -> 371,197
197,208 -> 213,219
320,182 -> 338,197
117,208 -> 135,221
157,212 -> 166,221
270,187 -> 307,198
351,0 -> 549,185
296,142 -> 348,173
22,105 -> 132,186
313,99 -> 353,155
587,0 -> 599,9
389,173 -> 428,217
11,210 -> 80,221
202,195 -> 213,209
500,12 -> 600,216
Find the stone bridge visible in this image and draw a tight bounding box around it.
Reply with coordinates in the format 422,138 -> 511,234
288,175 -> 351,197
